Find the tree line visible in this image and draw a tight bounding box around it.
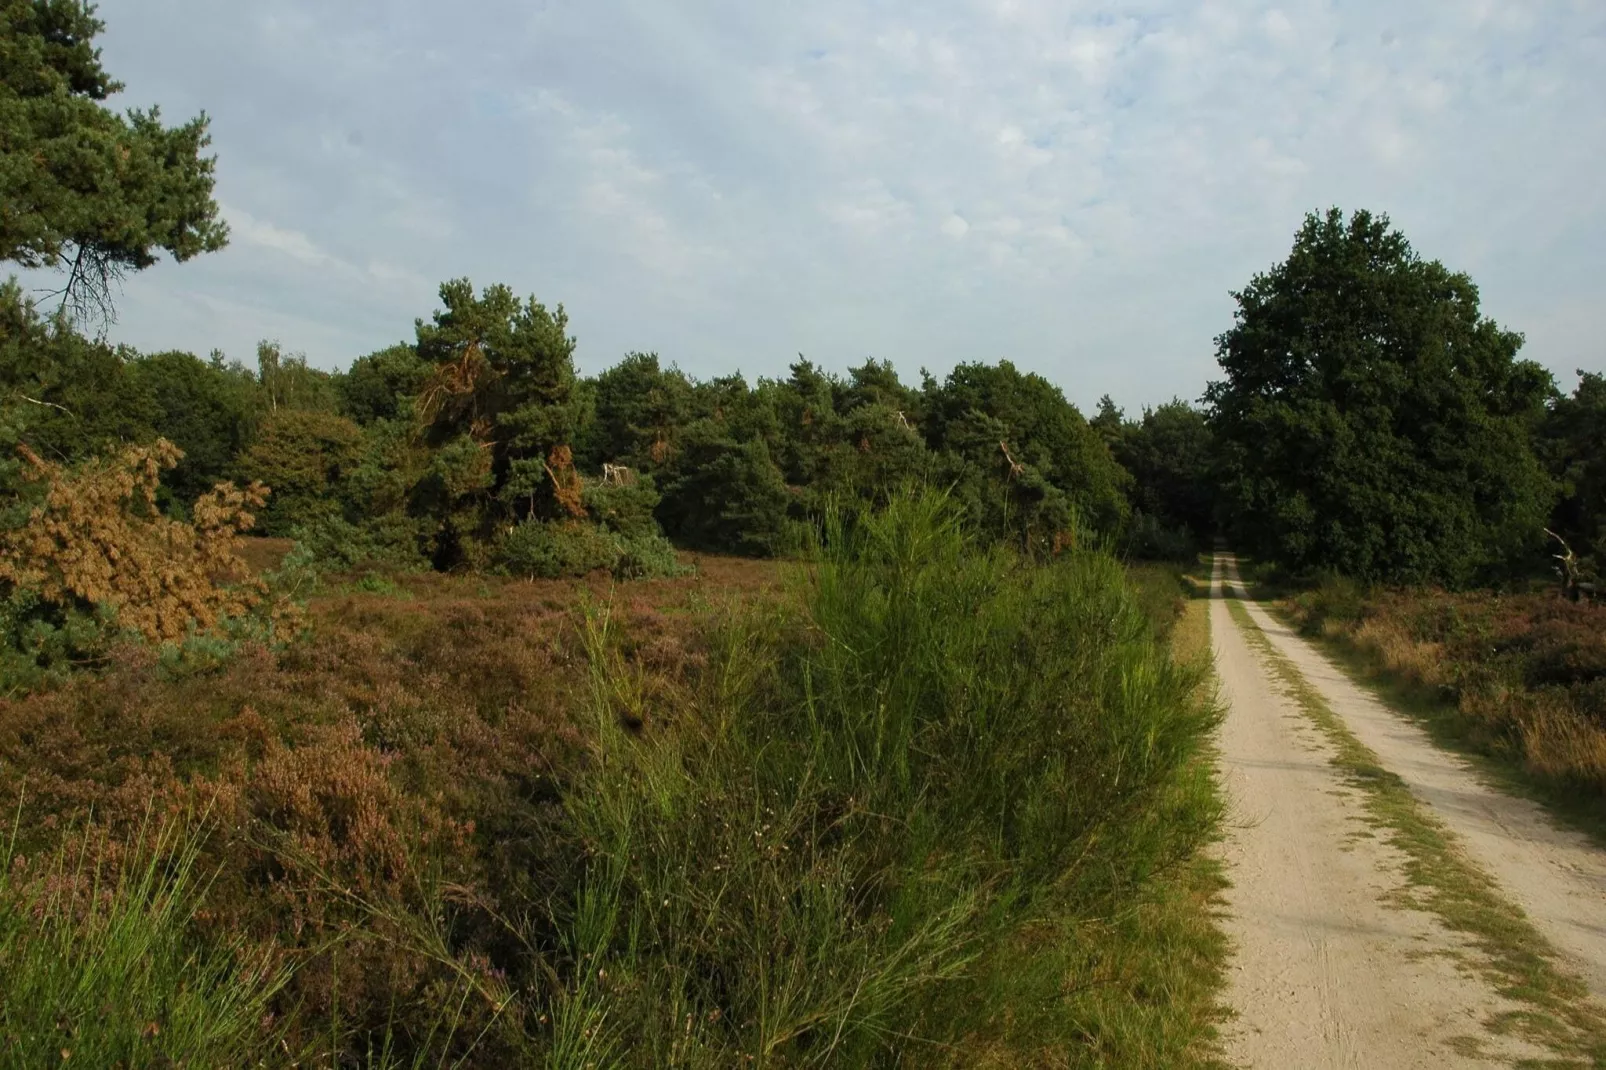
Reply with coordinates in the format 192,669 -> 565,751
2,0 -> 1601,605
1,274 -> 1156,571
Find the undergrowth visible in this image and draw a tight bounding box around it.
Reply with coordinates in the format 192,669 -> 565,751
0,492 -> 1222,1065
546,492 -> 1221,1065
0,809 -> 289,1067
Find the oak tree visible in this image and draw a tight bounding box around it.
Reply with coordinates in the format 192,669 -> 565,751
1206,209 -> 1553,585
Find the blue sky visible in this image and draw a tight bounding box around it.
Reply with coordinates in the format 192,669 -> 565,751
39,0 -> 1606,410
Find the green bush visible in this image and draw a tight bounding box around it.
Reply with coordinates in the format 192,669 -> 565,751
233,410 -> 364,537
495,522 -> 689,581
549,489 -> 1219,1062
0,590 -> 119,696
1289,571 -> 1368,628
582,477 -> 663,539
1123,510 -> 1201,562
289,514 -> 431,574
613,531 -> 690,580
495,521 -> 623,579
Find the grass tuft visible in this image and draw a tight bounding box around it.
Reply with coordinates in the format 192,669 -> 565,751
0,806 -> 289,1068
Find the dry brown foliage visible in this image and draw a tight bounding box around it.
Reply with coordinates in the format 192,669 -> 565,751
544,443 -> 586,519
416,340 -> 495,427
0,439 -> 269,642
0,556 -> 783,1061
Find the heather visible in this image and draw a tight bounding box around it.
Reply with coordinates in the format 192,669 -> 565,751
1285,578 -> 1606,821
0,495 -> 1224,1065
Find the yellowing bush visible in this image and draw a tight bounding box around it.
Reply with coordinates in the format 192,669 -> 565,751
0,439 -> 268,642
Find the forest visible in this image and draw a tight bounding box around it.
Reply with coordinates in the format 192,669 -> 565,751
6,219 -> 1602,648
1,2 -> 1603,1066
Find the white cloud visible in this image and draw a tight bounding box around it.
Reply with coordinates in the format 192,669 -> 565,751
225,206 -> 329,267
1263,9 -> 1296,46
80,0 -> 1606,407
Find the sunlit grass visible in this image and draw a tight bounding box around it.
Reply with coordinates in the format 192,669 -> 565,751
0,808 -> 289,1068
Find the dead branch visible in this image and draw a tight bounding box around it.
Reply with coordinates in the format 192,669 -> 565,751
999,440 -> 1024,479
10,393 -> 77,418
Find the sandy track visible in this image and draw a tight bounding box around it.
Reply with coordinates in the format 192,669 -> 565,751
1211,553 -> 1552,1068
1226,559 -> 1606,1002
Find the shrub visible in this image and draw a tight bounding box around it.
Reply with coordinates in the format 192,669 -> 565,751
495,521 -> 623,579
0,440 -> 286,696
0,489 -> 1217,1065
581,476 -> 662,539
233,410 -> 364,536
0,440 -> 268,645
1123,510 -> 1200,562
1287,581 -> 1606,806
612,531 -> 690,580
494,521 -> 688,581
547,490 -> 1218,1061
0,587 -> 115,694
289,514 -> 431,574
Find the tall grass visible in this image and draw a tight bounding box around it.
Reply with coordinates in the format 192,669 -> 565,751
545,490 -> 1220,1065
0,809 -> 288,1068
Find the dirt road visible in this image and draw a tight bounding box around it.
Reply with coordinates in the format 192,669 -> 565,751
1210,552 -> 1606,1068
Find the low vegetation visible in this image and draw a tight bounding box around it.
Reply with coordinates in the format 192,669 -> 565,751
0,811 -> 289,1067
3,1 -> 1600,1061
0,494 -> 1223,1065
1282,578 -> 1606,834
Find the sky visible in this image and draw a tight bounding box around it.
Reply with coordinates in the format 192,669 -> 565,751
33,0 -> 1606,411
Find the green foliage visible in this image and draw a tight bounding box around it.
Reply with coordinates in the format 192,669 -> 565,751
1540,371 -> 1606,572
0,586 -> 115,696
493,520 -> 686,580
0,0 -> 226,319
415,278 -> 582,524
1206,208 -> 1555,586
494,520 -> 619,579
234,409 -> 363,535
766,359 -> 929,521
256,340 -> 339,414
656,422 -> 796,556
577,351 -> 694,471
1090,393 -> 1125,449
338,417 -> 428,521
556,490 -> 1217,1062
288,514 -> 430,574
924,360 -> 1129,549
0,280 -> 155,474
132,349 -> 258,506
1110,400 -> 1217,560
338,343 -> 429,425
581,475 -> 662,539
1124,511 -> 1203,563
0,813 -> 287,1067
928,406 -> 1076,556
612,530 -> 689,580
